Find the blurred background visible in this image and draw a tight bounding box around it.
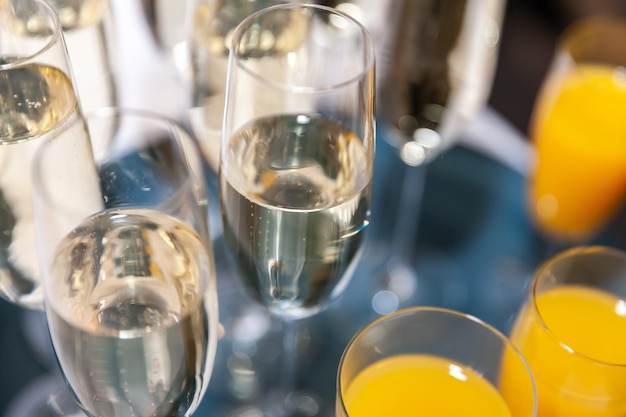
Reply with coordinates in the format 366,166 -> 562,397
3,0 -> 626,415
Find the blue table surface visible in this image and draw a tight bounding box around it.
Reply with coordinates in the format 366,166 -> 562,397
1,131 -> 622,416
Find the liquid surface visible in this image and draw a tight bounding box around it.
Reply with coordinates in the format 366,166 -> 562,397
46,208 -> 217,417
529,64 -> 626,241
508,285 -> 626,417
5,0 -> 114,113
220,114 -> 371,317
0,62 -> 76,143
343,354 -> 513,417
189,0 -> 309,172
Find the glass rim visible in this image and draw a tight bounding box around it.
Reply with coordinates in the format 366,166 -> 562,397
229,3 -> 375,94
81,107 -> 204,204
530,245 -> 626,367
557,15 -> 626,59
82,106 -> 190,132
336,306 -> 537,416
33,106 -> 205,217
0,0 -> 64,71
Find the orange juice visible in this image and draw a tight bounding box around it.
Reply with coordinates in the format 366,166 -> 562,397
507,285 -> 626,416
343,354 -> 513,417
529,64 -> 626,241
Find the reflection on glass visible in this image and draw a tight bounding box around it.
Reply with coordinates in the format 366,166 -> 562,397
48,0 -> 118,113
33,108 -> 219,417
188,0 -> 304,173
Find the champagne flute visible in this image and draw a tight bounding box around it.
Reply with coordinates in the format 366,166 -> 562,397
506,246 -> 626,417
32,108 -> 219,417
48,0 -> 118,114
527,17 -> 626,246
334,0 -> 505,316
0,0 -> 83,308
218,3 -> 374,414
187,0 -> 304,173
139,0 -> 307,173
220,3 -> 375,319
337,306 -> 537,417
191,0 -> 305,241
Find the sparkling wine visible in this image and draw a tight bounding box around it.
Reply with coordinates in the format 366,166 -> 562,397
220,114 -> 372,317
0,61 -> 80,306
48,0 -> 117,113
0,62 -> 77,143
374,0 -> 503,161
45,208 -> 217,417
188,0 -> 306,172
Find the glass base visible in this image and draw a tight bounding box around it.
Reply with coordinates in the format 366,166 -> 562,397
3,373 -> 82,417
194,237 -> 337,416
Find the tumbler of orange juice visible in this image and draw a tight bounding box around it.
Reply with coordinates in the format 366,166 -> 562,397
505,246 -> 626,417
528,17 -> 626,242
336,307 -> 537,417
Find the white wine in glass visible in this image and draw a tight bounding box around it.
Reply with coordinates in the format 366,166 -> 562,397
187,0 -> 304,173
33,108 -> 219,417
219,4 -> 375,319
0,0 -> 83,308
327,0 -> 505,318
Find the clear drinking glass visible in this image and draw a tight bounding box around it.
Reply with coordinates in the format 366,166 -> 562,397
32,108 -> 219,417
216,4 -> 374,415
48,0 -> 118,114
527,17 -> 626,245
219,3 -> 375,319
187,0 -> 304,173
139,0 -> 193,75
337,306 -> 537,417
0,0 -> 83,308
323,0 -> 503,319
507,245 -> 626,417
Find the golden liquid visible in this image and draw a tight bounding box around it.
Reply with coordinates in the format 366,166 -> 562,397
191,0 -> 308,56
0,61 -> 77,144
47,208 -> 216,417
0,60 -> 78,306
220,114 -> 371,317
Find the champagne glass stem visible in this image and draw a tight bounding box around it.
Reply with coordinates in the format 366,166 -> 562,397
375,158 -> 429,308
389,163 -> 427,263
280,320 -> 300,407
265,319 -> 307,417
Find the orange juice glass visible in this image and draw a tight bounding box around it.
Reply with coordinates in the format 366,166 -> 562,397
336,307 -> 537,417
528,17 -> 626,242
506,246 -> 626,417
